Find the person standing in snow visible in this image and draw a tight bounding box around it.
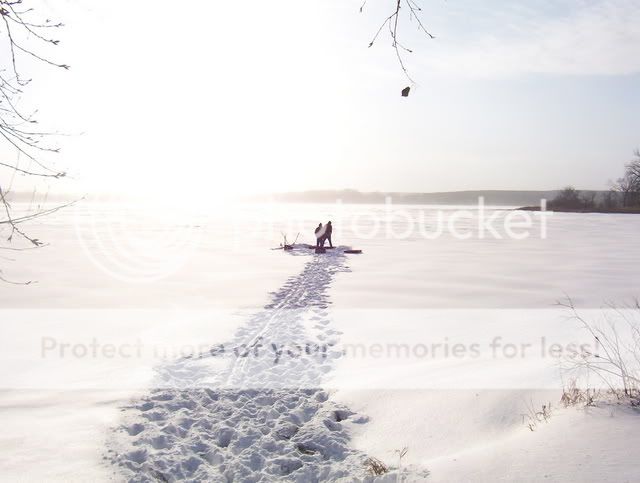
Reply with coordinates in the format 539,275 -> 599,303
323,221 -> 333,248
314,223 -> 324,248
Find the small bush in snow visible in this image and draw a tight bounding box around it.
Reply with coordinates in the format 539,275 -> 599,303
560,297 -> 640,405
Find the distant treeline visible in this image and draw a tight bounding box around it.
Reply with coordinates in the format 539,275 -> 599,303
549,151 -> 640,212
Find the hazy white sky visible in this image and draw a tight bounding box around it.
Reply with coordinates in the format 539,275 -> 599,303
4,0 -> 640,198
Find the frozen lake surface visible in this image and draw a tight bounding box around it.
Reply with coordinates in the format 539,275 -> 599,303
2,201 -> 640,481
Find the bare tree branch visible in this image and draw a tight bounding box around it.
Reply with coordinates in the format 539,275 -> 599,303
364,0 -> 435,84
0,1 -> 69,282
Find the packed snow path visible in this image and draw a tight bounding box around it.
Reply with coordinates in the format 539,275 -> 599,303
108,248 -> 424,481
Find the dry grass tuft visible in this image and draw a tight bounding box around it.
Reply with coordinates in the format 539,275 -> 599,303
521,400 -> 552,432
561,379 -> 599,408
364,457 -> 389,476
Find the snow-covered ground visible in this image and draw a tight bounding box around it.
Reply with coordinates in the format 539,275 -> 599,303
1,201 -> 640,481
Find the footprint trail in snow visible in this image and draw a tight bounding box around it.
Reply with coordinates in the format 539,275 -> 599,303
108,248 -> 425,482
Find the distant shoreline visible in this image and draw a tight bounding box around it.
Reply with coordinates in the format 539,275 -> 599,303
7,189 -> 622,208
248,189 -> 579,206
517,206 -> 640,214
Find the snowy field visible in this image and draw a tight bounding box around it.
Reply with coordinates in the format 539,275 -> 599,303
2,200 -> 640,481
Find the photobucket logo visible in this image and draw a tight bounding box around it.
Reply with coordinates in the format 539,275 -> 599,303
74,195 -> 203,282
236,197 -> 552,247
346,197 -> 551,241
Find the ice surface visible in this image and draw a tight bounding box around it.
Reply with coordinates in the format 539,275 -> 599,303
2,202 -> 640,481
